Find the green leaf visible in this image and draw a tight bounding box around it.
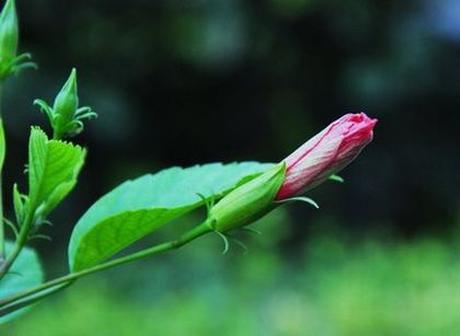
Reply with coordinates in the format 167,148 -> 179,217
28,127 -> 86,219
68,162 -> 274,271
0,241 -> 43,325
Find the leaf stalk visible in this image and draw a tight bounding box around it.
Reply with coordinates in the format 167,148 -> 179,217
0,219 -> 212,315
0,83 -> 4,262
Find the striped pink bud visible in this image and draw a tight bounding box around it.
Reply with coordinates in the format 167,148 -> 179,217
276,113 -> 377,200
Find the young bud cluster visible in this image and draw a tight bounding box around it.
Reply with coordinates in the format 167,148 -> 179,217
34,69 -> 97,139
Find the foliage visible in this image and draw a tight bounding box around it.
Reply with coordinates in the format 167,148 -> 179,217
0,0 -> 376,328
69,162 -> 273,271
0,11 -> 293,321
27,127 -> 86,220
5,228 -> 460,335
0,1 -> 301,316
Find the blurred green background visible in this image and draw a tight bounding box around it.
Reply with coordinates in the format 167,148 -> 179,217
3,0 -> 460,334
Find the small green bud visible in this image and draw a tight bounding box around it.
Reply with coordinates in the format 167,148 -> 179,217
52,68 -> 79,137
207,162 -> 286,233
0,0 -> 36,80
34,68 -> 97,139
0,0 -> 18,63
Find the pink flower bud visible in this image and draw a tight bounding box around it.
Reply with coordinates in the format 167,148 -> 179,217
275,113 -> 377,200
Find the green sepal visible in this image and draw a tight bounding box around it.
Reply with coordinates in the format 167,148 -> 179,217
0,118 -> 5,171
9,52 -> 36,77
329,174 -> 344,183
208,162 -> 286,233
33,99 -> 54,121
275,196 -> 319,209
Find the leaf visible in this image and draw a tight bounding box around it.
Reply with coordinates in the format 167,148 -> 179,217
68,162 -> 274,271
28,127 -> 86,218
0,241 -> 44,325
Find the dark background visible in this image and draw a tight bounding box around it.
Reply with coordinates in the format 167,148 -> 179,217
5,0 -> 458,241
4,0 -> 460,334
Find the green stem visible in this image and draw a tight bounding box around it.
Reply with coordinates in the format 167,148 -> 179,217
0,83 -> 4,262
0,282 -> 71,318
0,212 -> 34,279
0,172 -> 3,263
0,221 -> 211,314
